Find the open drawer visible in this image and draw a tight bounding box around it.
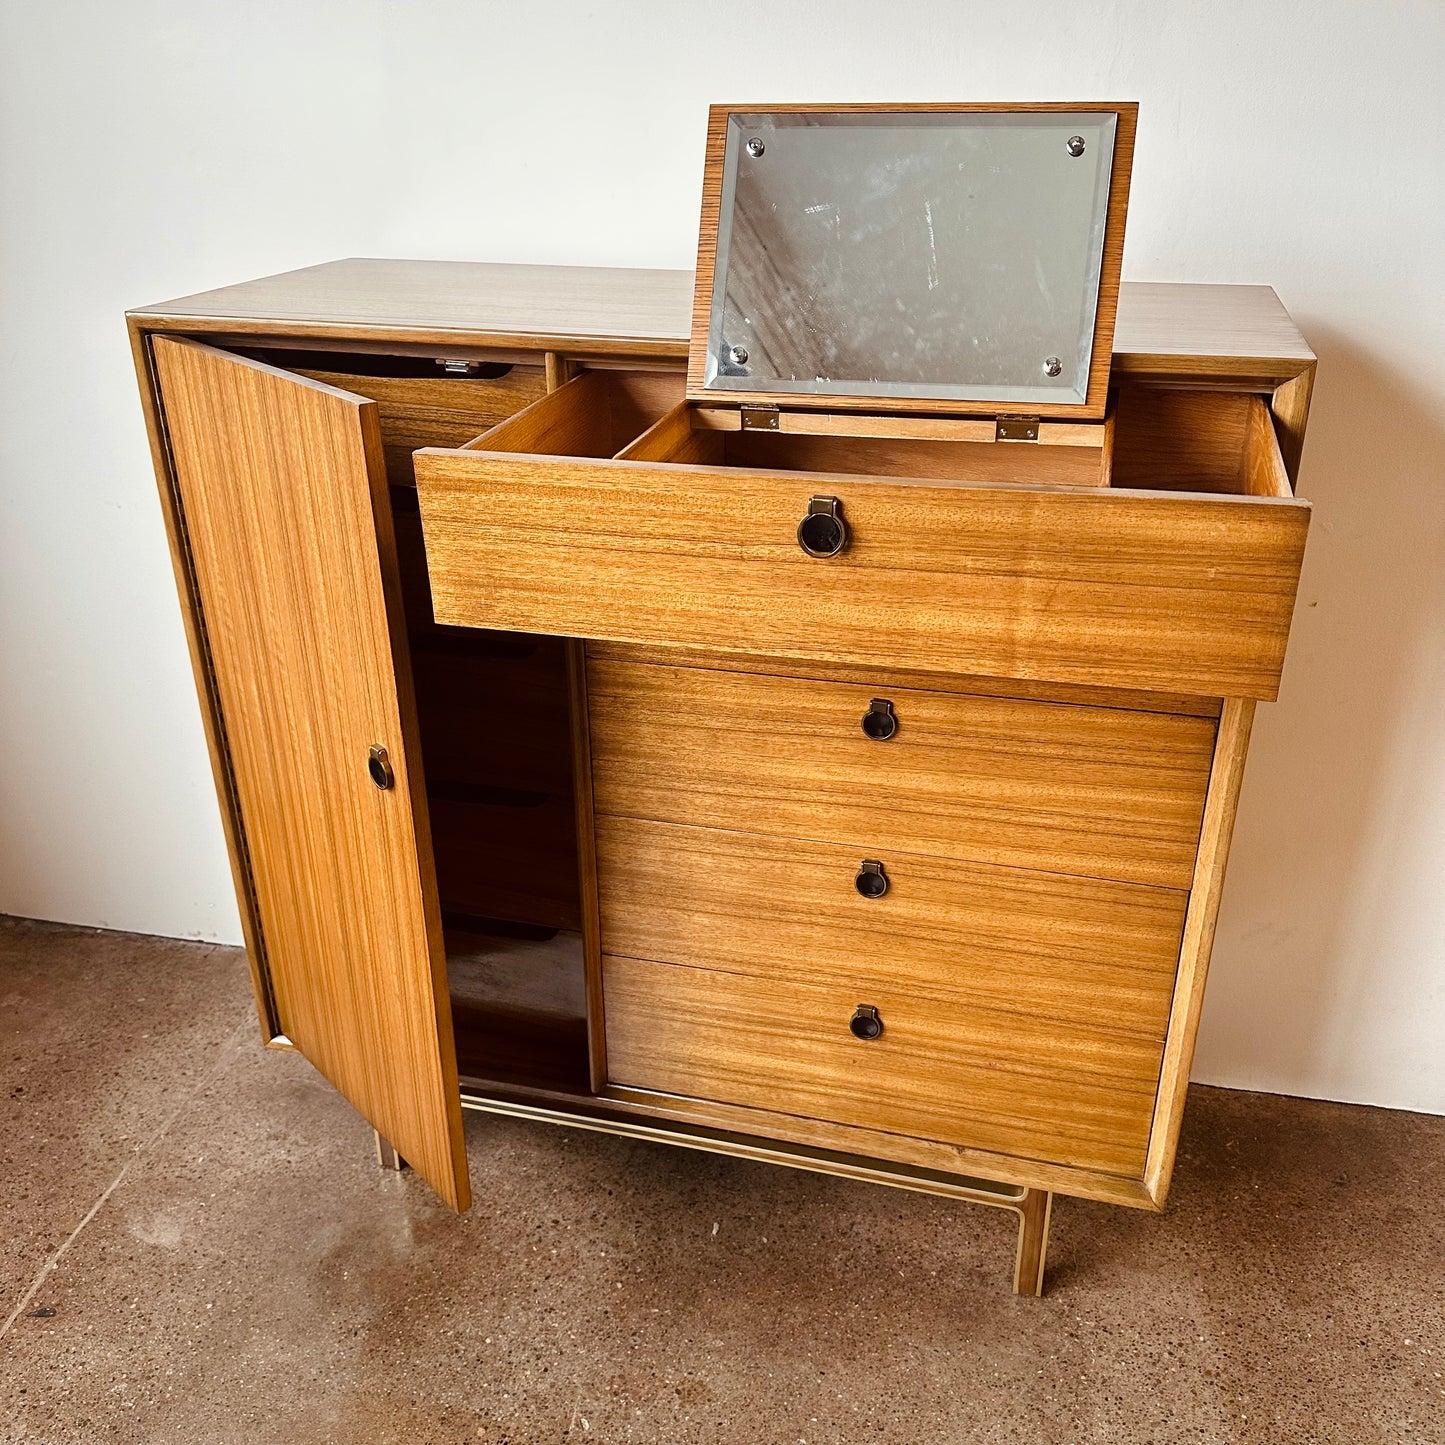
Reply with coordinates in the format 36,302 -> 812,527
414,370 -> 1311,700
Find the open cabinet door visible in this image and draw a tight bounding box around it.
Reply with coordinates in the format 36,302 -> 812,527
151,336 -> 470,1211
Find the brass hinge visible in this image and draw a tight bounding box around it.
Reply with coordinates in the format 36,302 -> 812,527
740,404 -> 781,431
995,416 -> 1040,442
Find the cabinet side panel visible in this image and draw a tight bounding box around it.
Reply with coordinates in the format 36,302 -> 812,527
1144,697 -> 1256,1203
151,335 -> 470,1211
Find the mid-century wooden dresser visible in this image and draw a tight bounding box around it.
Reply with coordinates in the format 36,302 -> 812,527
129,104 -> 1313,1294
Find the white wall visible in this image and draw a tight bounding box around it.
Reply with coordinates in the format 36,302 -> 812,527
2,0 -> 1442,1112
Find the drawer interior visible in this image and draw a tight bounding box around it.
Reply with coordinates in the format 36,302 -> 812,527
621,402 -> 1112,487
464,367 -> 687,458
1112,387 -> 1292,497
466,368 -> 1292,500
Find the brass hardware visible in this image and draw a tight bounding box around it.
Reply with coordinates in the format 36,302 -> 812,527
367,744 -> 394,790
740,404 -> 780,431
374,1130 -> 408,1171
797,495 -> 848,558
855,859 -> 889,898
995,416 -> 1040,442
861,698 -> 898,740
456,1092 -> 1051,1296
849,1004 -> 884,1041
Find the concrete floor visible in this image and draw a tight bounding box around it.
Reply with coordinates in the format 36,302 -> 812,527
1,915 -> 1442,1444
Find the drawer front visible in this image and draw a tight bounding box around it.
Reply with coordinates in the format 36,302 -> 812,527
590,660 -> 1215,889
414,449 -> 1310,699
596,817 -> 1186,1039
603,955 -> 1165,1178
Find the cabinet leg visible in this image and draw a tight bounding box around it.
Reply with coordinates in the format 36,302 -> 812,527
1012,1189 -> 1052,1296
374,1129 -> 408,1172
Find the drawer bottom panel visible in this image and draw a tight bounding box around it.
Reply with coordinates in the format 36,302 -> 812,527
602,955 -> 1165,1179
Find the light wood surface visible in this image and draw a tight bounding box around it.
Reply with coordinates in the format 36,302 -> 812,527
595,817 -> 1187,1034
603,954 -> 1163,1178
129,261 -> 1315,393
1242,397 -> 1293,498
150,337 -> 470,1211
290,365 -> 547,485
127,323 -> 279,1041
132,259 -> 697,358
416,446 -> 1310,699
1144,697 -> 1257,1204
467,368 -> 685,458
587,640 -> 1222,717
690,407 -> 1107,447
1014,1190 -> 1053,1296
627,401 -> 1113,487
129,257 -> 1319,1266
588,660 -> 1214,889
685,103 -> 1136,420
1269,367 -> 1315,486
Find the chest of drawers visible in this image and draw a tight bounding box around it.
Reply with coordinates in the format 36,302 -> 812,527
128,104 -> 1314,1293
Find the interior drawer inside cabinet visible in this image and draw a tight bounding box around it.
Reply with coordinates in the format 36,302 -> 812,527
242,346 -> 550,488
415,385 -> 1310,700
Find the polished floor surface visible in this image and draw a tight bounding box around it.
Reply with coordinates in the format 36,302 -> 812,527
2,914 -> 1441,1443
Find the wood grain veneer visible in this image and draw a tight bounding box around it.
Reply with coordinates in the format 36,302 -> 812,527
621,400 -> 1113,486
588,660 -> 1214,889
127,325 -> 279,1041
596,817 -> 1187,1035
129,253 -> 1316,1263
1144,697 -> 1257,1204
463,367 -> 686,460
416,445 -> 1310,699
586,641 -> 1222,717
128,262 -> 1315,394
289,365 -> 547,487
603,954 -> 1163,1178
150,336 -> 469,1211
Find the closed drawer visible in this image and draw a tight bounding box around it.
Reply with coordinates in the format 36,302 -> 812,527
597,817 -> 1186,1038
603,954 -> 1166,1178
415,380 -> 1310,699
589,659 -> 1215,889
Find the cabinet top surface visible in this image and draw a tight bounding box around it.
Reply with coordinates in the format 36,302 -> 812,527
130,257 -> 1314,382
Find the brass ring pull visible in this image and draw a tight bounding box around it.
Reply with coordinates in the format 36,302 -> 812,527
368,744 -> 394,790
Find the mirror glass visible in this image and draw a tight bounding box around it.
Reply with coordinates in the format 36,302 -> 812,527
704,110 -> 1119,407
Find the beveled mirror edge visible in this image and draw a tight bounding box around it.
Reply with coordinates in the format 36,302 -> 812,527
686,101 -> 1139,420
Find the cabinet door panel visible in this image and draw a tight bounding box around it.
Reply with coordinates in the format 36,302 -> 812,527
153,336 -> 469,1210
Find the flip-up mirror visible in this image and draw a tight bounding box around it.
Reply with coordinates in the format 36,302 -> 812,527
693,105 -> 1136,416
